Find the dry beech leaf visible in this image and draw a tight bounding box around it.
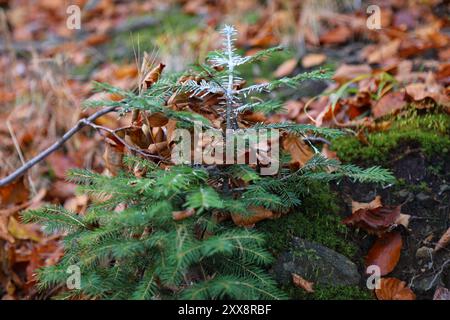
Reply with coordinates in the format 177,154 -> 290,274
351,196 -> 382,214
84,33 -> 109,46
333,64 -> 371,84
0,90 -> 16,103
172,208 -> 195,221
0,177 -> 29,208
119,126 -> 151,149
301,53 -> 327,68
103,137 -> 125,176
153,127 -> 165,143
321,144 -> 338,161
366,231 -> 402,276
395,213 -> 411,229
367,39 -> 400,64
64,194 -> 89,214
109,93 -> 124,101
0,216 -> 15,242
434,227 -> 450,252
375,278 -> 416,300
7,217 -> 41,242
148,142 -> 169,155
114,64 -> 138,79
166,119 -> 178,146
372,91 -> 407,118
142,62 -> 166,90
0,188 -> 46,217
147,112 -> 169,127
292,273 -> 314,293
241,111 -> 266,123
406,81 -> 450,107
231,206 -> 276,227
274,58 -> 297,78
284,100 -> 304,120
433,286 -> 450,300
320,25 -> 352,45
212,211 -> 231,223
350,197 -> 410,230
282,134 -> 314,169
344,204 -> 403,236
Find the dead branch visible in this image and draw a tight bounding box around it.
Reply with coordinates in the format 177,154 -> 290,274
0,106 -> 118,187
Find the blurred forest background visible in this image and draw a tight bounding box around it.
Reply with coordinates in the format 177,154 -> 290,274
0,0 -> 449,300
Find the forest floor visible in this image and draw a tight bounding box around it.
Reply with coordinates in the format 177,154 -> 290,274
0,0 -> 449,300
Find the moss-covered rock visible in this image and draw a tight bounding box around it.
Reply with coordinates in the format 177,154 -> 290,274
258,182 -> 363,299
272,238 -> 361,287
332,109 -> 450,165
258,182 -> 357,258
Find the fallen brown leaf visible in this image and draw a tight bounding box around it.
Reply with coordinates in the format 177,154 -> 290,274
333,64 -> 371,84
114,64 -> 138,79
147,112 -> 169,127
0,178 -> 29,208
282,134 -> 314,169
366,39 -> 400,64
375,278 -> 416,300
142,62 -> 166,90
366,231 -> 402,276
274,58 -> 298,78
103,137 -> 125,176
292,273 -> 314,293
231,206 -> 275,227
351,196 -> 382,214
344,202 -> 404,235
148,142 -> 168,154
301,53 -> 327,68
433,286 -> 450,300
434,227 -> 450,252
320,25 -> 352,45
84,33 -> 109,46
321,144 -> 338,161
8,217 -> 41,242
372,91 -> 407,118
0,216 -> 15,242
395,213 -> 411,229
64,194 -> 89,214
0,188 -> 46,217
405,78 -> 450,107
172,208 -> 195,221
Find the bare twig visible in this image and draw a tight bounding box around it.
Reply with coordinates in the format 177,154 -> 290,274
303,136 -> 331,145
426,259 -> 450,291
80,119 -> 166,162
0,106 -> 118,187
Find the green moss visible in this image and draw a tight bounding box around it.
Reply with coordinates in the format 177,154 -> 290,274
258,183 -> 357,258
283,283 -> 373,300
332,111 -> 450,164
313,285 -> 373,300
